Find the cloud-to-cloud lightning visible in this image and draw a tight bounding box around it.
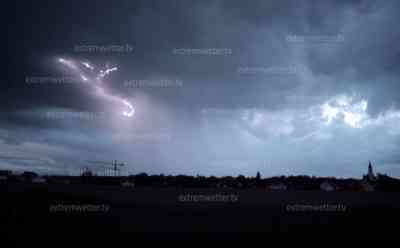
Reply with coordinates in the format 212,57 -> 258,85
57,57 -> 135,118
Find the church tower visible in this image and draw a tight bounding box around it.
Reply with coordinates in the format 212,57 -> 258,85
368,161 -> 376,181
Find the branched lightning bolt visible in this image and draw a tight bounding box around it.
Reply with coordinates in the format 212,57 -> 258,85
58,57 -> 135,118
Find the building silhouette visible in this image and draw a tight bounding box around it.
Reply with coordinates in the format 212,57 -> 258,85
367,161 -> 377,181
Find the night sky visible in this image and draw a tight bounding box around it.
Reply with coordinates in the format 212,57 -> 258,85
3,0 -> 400,177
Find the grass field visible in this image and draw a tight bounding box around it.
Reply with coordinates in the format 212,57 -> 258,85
1,182 -> 400,244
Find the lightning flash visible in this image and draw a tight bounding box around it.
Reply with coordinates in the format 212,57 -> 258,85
58,57 -> 135,118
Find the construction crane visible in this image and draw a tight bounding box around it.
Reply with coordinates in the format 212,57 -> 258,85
87,160 -> 125,177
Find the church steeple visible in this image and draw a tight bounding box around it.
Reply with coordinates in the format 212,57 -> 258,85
368,161 -> 376,181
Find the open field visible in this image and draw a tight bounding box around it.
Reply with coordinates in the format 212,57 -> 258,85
2,182 -> 400,244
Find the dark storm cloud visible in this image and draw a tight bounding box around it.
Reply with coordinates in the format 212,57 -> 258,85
8,0 -> 395,113
3,0 -> 400,177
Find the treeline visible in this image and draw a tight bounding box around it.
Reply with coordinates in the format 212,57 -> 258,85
4,170 -> 400,191
81,172 -> 400,191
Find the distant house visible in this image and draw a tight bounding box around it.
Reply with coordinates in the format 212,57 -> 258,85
49,177 -> 70,185
320,181 -> 337,192
216,182 -> 230,189
21,171 -> 39,182
267,183 -> 287,191
0,170 -> 12,176
121,180 -> 135,188
32,177 -> 47,184
360,179 -> 375,192
0,170 -> 11,182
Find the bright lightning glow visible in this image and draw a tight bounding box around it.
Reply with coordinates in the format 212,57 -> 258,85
122,99 -> 135,117
58,57 -> 78,70
81,62 -> 94,70
57,57 -> 134,118
98,67 -> 118,79
81,75 -> 88,82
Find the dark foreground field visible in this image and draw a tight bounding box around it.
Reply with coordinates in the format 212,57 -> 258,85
1,182 -> 400,245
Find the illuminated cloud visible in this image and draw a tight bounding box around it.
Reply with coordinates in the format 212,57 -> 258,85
320,95 -> 369,128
